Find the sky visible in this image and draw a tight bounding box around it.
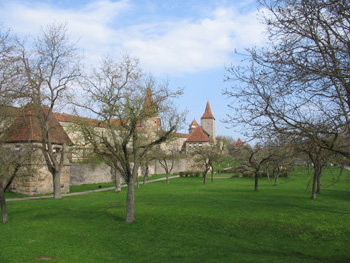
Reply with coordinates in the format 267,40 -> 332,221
0,0 -> 267,140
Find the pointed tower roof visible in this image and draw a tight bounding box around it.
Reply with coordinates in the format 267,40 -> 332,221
190,119 -> 199,126
3,104 -> 72,145
201,101 -> 215,120
143,87 -> 157,117
234,138 -> 244,147
186,126 -> 213,143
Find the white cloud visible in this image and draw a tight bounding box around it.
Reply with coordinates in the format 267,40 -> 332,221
119,7 -> 266,75
0,0 -> 266,76
109,8 -> 263,76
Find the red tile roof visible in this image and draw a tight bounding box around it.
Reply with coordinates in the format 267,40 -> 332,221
185,126 -> 213,143
4,105 -> 72,145
201,101 -> 215,120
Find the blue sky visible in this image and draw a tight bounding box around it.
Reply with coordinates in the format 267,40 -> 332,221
0,0 -> 267,140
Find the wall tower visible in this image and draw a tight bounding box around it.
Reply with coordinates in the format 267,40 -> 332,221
201,101 -> 215,143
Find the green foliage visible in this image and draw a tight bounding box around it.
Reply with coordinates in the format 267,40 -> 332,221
1,168 -> 350,262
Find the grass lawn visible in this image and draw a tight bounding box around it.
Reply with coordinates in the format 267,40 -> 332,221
1,167 -> 350,263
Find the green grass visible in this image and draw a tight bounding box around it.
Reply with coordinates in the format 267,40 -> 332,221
1,168 -> 350,263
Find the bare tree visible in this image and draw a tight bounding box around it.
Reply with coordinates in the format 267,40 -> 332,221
295,137 -> 333,199
191,143 -> 224,184
0,145 -> 32,223
0,26 -> 32,223
224,0 -> 350,157
76,55 -> 185,224
232,143 -> 271,191
156,141 -> 181,184
248,145 -> 272,192
265,137 -> 295,185
18,22 -> 81,199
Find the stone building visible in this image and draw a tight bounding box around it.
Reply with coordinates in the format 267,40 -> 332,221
3,105 -> 71,196
177,101 -> 216,153
2,96 -> 219,195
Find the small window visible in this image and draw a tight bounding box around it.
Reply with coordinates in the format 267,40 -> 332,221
199,143 -> 203,147
53,148 -> 61,154
14,145 -> 21,151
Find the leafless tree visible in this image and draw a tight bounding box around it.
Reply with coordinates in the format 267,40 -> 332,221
248,145 -> 272,192
294,136 -> 335,198
0,26 -> 32,223
156,141 -> 181,184
0,145 -> 32,223
76,55 -> 185,224
191,143 -> 225,184
232,143 -> 271,191
264,137 -> 295,185
18,22 -> 82,199
224,0 -> 350,158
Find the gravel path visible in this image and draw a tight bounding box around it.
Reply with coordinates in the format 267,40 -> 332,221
6,175 -> 180,202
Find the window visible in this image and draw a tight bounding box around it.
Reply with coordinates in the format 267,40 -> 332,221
53,147 -> 61,154
14,145 -> 21,151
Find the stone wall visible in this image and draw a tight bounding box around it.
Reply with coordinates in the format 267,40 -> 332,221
150,158 -> 190,175
70,158 -> 190,186
70,163 -> 115,186
9,158 -> 190,195
9,164 -> 70,196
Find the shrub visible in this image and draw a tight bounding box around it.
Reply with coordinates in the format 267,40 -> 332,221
279,171 -> 289,178
243,171 -> 253,177
258,171 -> 267,177
218,168 -> 236,173
230,173 -> 242,178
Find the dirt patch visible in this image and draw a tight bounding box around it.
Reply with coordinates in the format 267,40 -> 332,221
38,257 -> 51,261
111,202 -> 123,206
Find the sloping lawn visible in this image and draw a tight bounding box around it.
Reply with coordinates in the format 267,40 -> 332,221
1,168 -> 350,262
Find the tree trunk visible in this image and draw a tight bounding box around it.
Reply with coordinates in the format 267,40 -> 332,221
166,172 -> 169,184
125,179 -> 135,224
317,171 -> 322,194
211,170 -> 214,183
311,173 -> 317,199
254,172 -> 259,191
115,170 -> 121,192
136,176 -> 140,188
311,164 -> 322,199
203,172 -> 207,185
266,168 -> 270,182
274,170 -> 280,186
143,165 -> 149,185
0,189 -> 8,223
53,171 -> 62,199
340,165 -> 344,177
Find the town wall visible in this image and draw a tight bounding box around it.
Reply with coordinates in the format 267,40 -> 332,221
70,163 -> 115,186
9,163 -> 70,196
